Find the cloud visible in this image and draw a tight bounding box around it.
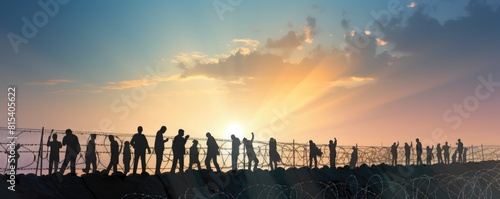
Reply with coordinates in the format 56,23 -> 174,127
232,39 -> 260,47
330,76 -> 376,89
265,16 -> 319,50
27,79 -> 74,85
48,89 -> 102,94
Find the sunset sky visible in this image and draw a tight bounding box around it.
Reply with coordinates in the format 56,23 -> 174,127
1,0 -> 500,146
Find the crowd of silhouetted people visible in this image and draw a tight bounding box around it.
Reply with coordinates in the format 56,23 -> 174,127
6,127 -> 470,176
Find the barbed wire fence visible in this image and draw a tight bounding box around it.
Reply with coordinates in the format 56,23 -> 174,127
1,127 -> 500,175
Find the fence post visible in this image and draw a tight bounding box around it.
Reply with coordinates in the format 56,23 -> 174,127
35,127 -> 45,176
292,139 -> 295,168
481,144 -> 485,162
471,144 -> 474,162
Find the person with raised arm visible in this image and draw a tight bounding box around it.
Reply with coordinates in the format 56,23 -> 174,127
243,132 -> 259,171
426,145 -> 434,165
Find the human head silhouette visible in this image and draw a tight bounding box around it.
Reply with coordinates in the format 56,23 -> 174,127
160,126 -> 167,133
309,140 -> 313,144
138,126 -> 143,134
458,138 -> 461,142
231,134 -> 235,139
445,141 -> 448,145
329,140 -> 333,144
178,129 -> 184,136
90,134 -> 96,140
65,129 -> 72,135
206,132 -> 211,138
243,138 -> 248,143
193,140 -> 198,145
124,141 -> 130,146
416,138 -> 419,142
109,135 -> 114,142
52,134 -> 58,140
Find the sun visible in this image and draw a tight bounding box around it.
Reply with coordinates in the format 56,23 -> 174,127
225,123 -> 244,139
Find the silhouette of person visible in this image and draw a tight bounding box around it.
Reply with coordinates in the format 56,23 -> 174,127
463,147 -> 468,163
309,140 -> 321,169
188,140 -> 201,170
231,134 -> 241,171
443,142 -> 450,164
47,134 -> 62,175
452,149 -> 458,163
269,137 -> 280,170
123,141 -> 131,175
350,144 -> 358,169
171,129 -> 189,173
106,135 -> 119,175
329,138 -> 337,169
59,129 -> 81,175
436,143 -> 443,164
82,134 -> 97,174
243,132 -> 259,171
391,141 -> 399,166
457,139 -> 464,163
131,126 -> 151,175
154,126 -> 169,174
426,145 -> 434,165
205,132 -> 221,172
415,138 -> 423,165
404,142 -> 412,166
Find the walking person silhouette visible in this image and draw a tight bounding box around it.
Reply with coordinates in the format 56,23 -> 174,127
391,141 -> 399,166
350,144 -> 358,169
106,135 -> 119,175
457,139 -> 464,163
205,132 -> 221,172
171,129 -> 189,173
426,145 -> 434,165
309,140 -> 322,169
404,142 -> 412,166
131,126 -> 151,175
436,143 -> 443,164
123,141 -> 131,175
154,126 -> 169,174
59,129 -> 81,175
243,132 -> 259,171
188,140 -> 201,170
269,137 -> 280,170
82,134 -> 97,174
47,134 -> 62,175
231,134 -> 241,171
443,142 -> 450,164
416,138 -> 423,165
329,138 -> 337,169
